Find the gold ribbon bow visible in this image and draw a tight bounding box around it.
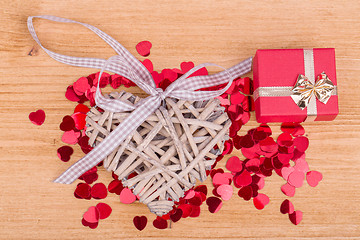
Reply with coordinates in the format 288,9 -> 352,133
291,72 -> 335,110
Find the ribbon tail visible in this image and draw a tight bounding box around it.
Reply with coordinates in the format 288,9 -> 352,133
54,96 -> 161,184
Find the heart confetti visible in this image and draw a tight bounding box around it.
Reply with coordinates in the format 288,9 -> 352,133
253,193 -> 269,210
59,115 -> 75,131
133,216 -> 147,231
29,109 -> 46,125
119,188 -> 136,204
96,203 -> 112,220
280,199 -> 294,214
289,210 -> 303,225
153,217 -> 168,229
57,146 -> 74,162
306,171 -> 323,187
91,183 -> 108,199
226,156 -> 243,172
136,40 -> 152,57
206,197 -> 223,213
217,184 -> 233,201
44,39 -> 324,231
83,206 -> 99,223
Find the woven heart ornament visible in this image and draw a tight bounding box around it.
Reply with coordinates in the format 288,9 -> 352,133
28,16 -> 252,216
85,91 -> 230,215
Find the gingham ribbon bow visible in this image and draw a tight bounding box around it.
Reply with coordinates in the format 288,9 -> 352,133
291,72 -> 335,110
28,15 -> 252,184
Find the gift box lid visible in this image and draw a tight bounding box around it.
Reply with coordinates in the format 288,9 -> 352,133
253,48 -> 338,123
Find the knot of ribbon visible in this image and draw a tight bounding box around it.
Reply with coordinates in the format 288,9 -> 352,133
27,15 -> 253,184
291,72 -> 335,110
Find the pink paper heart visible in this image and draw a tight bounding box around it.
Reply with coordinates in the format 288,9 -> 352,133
281,183 -> 296,197
83,206 -> 99,223
288,170 -> 305,188
294,158 -> 309,173
212,172 -> 231,186
306,171 -> 323,187
29,109 -> 46,126
281,166 -> 294,181
61,130 -> 80,145
119,188 -> 136,204
216,184 -> 233,201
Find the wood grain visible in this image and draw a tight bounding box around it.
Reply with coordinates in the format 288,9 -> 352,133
0,0 -> 359,239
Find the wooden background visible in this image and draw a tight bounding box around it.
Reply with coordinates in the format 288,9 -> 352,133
0,0 -> 359,239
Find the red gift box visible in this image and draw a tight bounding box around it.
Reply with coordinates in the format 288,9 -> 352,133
253,48 -> 338,123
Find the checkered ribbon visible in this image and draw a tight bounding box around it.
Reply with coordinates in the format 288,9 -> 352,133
28,15 -> 252,184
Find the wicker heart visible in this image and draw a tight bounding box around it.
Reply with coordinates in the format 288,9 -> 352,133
85,91 -> 230,216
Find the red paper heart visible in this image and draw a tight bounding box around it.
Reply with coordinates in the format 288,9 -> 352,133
133,216 -> 148,231
29,109 -> 46,126
142,59 -> 153,73
75,183 -> 91,199
230,92 -> 246,105
238,186 -> 253,201
91,183 -> 108,199
170,208 -> 183,223
293,136 -> 309,152
178,204 -> 193,218
289,210 -> 303,225
190,205 -> 201,218
280,199 -> 294,214
83,206 -> 99,223
253,193 -> 269,210
180,61 -> 194,73
226,156 -> 243,173
206,196 -> 223,213
188,193 -> 203,206
161,69 -> 178,82
95,203 -> 112,220
136,41 -> 152,57
234,170 -> 252,187
57,146 -> 74,162
65,86 -> 80,102
110,74 -> 123,89
227,104 -> 244,122
59,115 -> 75,131
72,112 -> 87,130
81,218 -> 98,229
153,216 -> 168,229
74,103 -> 90,114
119,188 -> 136,204
108,179 -> 124,195
277,133 -> 293,147
194,185 -> 208,196
259,137 -> 278,153
73,77 -> 90,95
306,171 -> 323,187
